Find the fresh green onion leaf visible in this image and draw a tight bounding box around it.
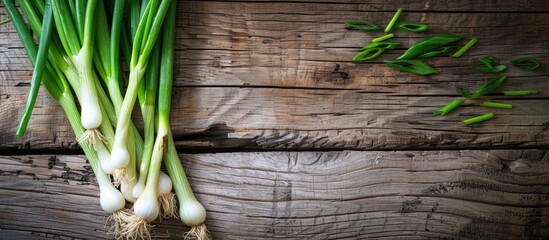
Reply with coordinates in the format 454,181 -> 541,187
394,22 -> 428,32
480,101 -> 512,109
16,0 -> 54,136
359,41 -> 400,51
372,33 -> 395,43
503,90 -> 539,96
353,48 -> 385,61
462,113 -> 494,125
417,45 -> 455,59
385,59 -> 437,75
397,34 -> 462,60
452,38 -> 477,58
510,57 -> 540,71
345,20 -> 380,32
0,18 -> 11,25
433,99 -> 464,116
457,75 -> 507,99
384,8 -> 402,33
475,56 -> 507,73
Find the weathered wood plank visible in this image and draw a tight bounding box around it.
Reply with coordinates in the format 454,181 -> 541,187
1,87 -> 548,150
1,150 -> 548,239
1,3 -> 548,151
183,0 -> 549,12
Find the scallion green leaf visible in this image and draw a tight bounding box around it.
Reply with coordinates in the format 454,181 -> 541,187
433,99 -> 464,116
372,33 -> 395,43
480,101 -> 512,109
385,59 -> 437,75
397,34 -> 463,60
452,38 -> 477,58
462,113 -> 494,125
503,90 -> 539,96
384,8 -> 402,33
345,20 -> 380,32
359,41 -> 401,51
511,57 -> 540,71
475,56 -> 507,73
353,48 -> 385,61
394,22 -> 428,32
457,75 -> 507,99
417,45 -> 455,59
16,0 -> 54,136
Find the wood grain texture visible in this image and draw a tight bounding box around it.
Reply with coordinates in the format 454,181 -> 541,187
1,2 -> 549,151
1,150 -> 548,239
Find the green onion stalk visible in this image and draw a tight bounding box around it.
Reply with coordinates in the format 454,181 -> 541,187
110,0 -> 172,188
161,3 -> 211,239
14,0 -> 135,196
50,0 -> 107,145
3,0 -> 127,230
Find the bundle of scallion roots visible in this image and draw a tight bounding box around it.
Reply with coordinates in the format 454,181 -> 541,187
3,0 -> 210,239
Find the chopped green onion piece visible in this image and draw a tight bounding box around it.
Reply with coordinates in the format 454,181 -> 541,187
503,90 -> 539,96
0,18 -> 11,25
372,33 -> 395,43
395,22 -> 428,32
353,48 -> 385,61
385,59 -> 437,75
397,34 -> 463,60
452,38 -> 477,58
463,113 -> 494,125
511,57 -> 540,71
480,101 -> 512,109
475,56 -> 507,73
345,20 -> 381,32
457,75 -> 507,99
433,99 -> 464,116
360,41 -> 400,51
417,45 -> 455,59
384,8 -> 402,33
16,0 -> 54,136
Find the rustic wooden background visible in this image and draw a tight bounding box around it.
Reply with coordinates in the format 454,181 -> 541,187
1,0 -> 549,239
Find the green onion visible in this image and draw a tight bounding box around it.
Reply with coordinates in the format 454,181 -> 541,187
385,59 -> 437,75
16,0 -> 54,136
345,20 -> 380,32
0,18 -> 11,25
397,34 -> 463,60
511,57 -> 540,71
503,90 -> 539,96
417,46 -> 455,59
457,75 -> 507,99
360,41 -> 401,51
111,0 -> 173,184
462,113 -> 494,125
384,8 -> 402,33
4,0 -> 126,219
475,56 -> 507,73
353,48 -> 385,61
372,33 -> 395,43
433,99 -> 464,116
480,101 -> 512,109
394,22 -> 428,32
452,38 -> 477,58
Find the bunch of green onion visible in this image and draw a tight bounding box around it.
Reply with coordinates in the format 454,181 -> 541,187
3,0 -> 210,239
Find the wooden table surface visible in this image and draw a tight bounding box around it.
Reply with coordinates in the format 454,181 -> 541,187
1,1 -> 548,239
